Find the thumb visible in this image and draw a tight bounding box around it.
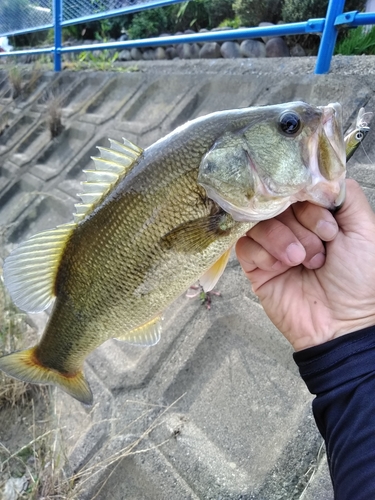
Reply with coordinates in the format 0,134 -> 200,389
334,179 -> 375,233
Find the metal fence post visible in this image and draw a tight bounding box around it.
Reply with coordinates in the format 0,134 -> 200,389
53,0 -> 62,71
315,0 -> 346,74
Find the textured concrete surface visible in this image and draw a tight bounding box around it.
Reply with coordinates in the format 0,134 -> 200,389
1,57 -> 375,499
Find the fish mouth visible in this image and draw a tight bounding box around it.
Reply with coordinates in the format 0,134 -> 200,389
322,103 -> 346,167
303,103 -> 346,209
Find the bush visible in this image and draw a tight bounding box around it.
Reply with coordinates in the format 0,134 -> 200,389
128,7 -> 173,39
233,0 -> 283,26
219,17 -> 242,29
171,1 -> 209,32
203,0 -> 235,28
282,0 -> 366,24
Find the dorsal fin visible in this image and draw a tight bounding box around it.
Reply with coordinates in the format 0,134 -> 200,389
74,137 -> 143,223
3,137 -> 143,312
3,223 -> 75,313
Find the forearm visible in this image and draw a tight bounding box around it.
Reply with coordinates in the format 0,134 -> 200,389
294,327 -> 375,499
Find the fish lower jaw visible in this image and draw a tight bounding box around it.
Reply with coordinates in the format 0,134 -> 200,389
295,176 -> 346,209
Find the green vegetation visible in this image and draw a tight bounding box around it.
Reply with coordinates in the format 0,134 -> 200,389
77,48 -> 119,70
335,25 -> 375,56
282,0 -> 365,23
4,0 -> 370,56
7,64 -> 41,100
127,7 -> 172,39
0,272 -> 30,407
233,0 -> 283,26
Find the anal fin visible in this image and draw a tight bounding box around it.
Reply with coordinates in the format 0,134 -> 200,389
115,316 -> 163,346
199,247 -> 232,292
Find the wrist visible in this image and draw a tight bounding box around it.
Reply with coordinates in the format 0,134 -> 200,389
292,317 -> 375,351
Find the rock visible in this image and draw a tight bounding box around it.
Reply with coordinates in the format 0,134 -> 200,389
290,43 -> 306,57
258,22 -> 276,43
165,47 -> 178,59
177,43 -> 199,59
118,49 -> 132,61
211,27 -> 231,32
176,43 -> 187,58
184,29 -> 196,35
220,41 -> 242,59
199,42 -> 221,59
240,39 -> 266,58
191,43 -> 200,58
3,476 -> 28,500
266,37 -> 290,57
118,33 -> 128,42
142,49 -> 155,60
155,47 -> 166,60
130,47 -> 143,60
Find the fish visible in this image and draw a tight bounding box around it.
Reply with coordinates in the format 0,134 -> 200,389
344,107 -> 373,161
0,101 -> 346,405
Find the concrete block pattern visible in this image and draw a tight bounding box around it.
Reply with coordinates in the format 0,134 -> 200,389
1,61 -> 375,499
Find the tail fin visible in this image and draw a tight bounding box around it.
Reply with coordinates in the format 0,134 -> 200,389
0,347 -> 93,405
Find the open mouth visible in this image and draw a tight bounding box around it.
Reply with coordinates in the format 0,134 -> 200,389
320,103 -> 346,168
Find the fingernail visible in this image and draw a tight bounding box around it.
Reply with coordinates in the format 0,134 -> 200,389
286,243 -> 305,264
316,220 -> 338,241
307,252 -> 326,269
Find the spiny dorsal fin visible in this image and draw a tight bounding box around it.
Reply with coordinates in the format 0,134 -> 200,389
3,223 -> 75,313
74,137 -> 143,223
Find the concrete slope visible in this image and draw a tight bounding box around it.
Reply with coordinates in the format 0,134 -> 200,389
1,58 -> 375,499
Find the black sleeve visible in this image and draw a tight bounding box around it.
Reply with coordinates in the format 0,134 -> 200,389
293,326 -> 375,500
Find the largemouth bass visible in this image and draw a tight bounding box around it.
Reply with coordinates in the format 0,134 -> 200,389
0,102 -> 346,404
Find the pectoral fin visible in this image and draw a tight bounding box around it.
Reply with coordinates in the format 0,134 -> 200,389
199,247 -> 232,292
161,210 -> 234,254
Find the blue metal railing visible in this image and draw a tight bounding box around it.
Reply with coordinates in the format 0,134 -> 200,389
0,0 -> 374,74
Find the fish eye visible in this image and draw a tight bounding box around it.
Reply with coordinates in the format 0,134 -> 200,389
278,112 -> 301,136
355,131 -> 364,141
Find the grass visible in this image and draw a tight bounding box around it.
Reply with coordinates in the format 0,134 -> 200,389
63,51 -> 139,72
0,266 -> 181,498
335,25 -> 375,56
0,390 -> 183,499
7,64 -> 42,100
45,93 -> 64,139
0,268 -> 30,408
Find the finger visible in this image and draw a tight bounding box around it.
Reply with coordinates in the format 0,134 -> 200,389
291,202 -> 338,241
248,213 -> 306,267
236,237 -> 291,292
236,235 -> 287,272
335,179 -> 375,233
276,209 -> 326,269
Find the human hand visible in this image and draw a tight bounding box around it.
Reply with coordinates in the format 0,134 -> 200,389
236,180 -> 375,351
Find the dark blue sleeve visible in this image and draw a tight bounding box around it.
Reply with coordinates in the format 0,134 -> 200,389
293,326 -> 375,499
